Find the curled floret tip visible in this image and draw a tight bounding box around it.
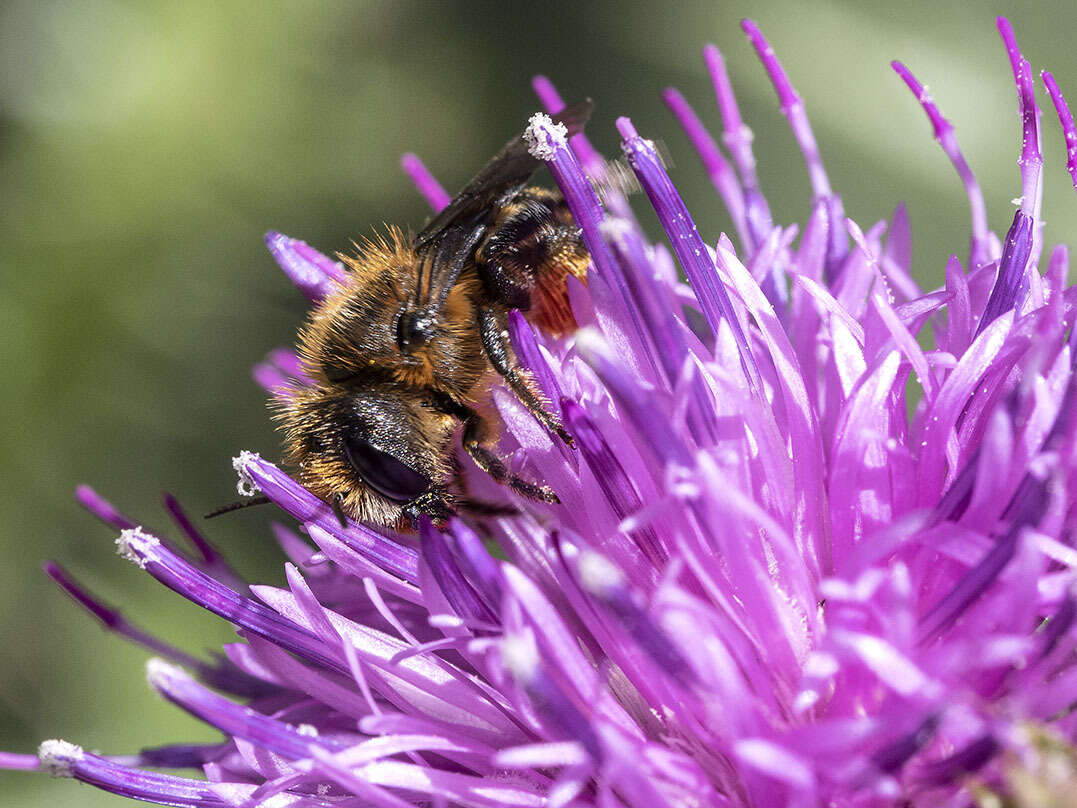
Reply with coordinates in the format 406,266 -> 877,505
232,450 -> 262,496
523,112 -> 567,160
37,740 -> 82,778
115,527 -> 157,568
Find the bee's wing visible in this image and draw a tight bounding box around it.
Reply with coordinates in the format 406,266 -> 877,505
415,100 -> 592,251
411,100 -> 593,311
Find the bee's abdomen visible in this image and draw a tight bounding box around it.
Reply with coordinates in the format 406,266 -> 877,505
476,188 -> 587,334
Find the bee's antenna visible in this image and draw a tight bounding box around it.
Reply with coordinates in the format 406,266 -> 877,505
204,495 -> 271,519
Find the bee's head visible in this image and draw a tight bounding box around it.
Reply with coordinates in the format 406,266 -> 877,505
277,383 -> 455,527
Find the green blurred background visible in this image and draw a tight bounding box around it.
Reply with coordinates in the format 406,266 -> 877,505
2,1 -> 1076,804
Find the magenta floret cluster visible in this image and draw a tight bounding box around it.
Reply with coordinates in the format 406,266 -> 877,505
7,16 -> 1077,808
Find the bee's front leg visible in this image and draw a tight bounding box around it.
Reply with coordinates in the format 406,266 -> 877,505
460,409 -> 559,505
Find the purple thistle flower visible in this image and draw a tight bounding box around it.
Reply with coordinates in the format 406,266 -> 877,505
10,15 -> 1077,807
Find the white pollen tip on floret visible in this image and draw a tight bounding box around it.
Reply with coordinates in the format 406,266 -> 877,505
145,657 -> 183,690
296,723 -> 319,737
232,450 -> 262,496
38,739 -> 84,777
115,526 -> 159,569
578,551 -> 624,594
524,112 -> 567,161
501,632 -> 540,682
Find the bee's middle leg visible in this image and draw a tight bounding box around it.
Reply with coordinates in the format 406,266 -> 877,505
477,307 -> 574,447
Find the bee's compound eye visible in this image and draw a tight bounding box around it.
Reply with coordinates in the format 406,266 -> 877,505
342,433 -> 431,503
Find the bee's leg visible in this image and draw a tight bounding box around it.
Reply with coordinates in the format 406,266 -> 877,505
477,307 -> 575,447
402,488 -> 456,529
446,449 -> 520,518
457,499 -> 520,518
461,409 -> 560,504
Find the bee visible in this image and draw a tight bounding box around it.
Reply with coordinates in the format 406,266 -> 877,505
277,102 -> 592,530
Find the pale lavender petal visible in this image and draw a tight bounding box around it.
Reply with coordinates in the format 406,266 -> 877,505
234,451 -> 419,583
75,484 -> 137,530
251,584 -> 523,738
43,561 -> 270,698
35,741 -> 260,808
313,753 -> 547,807
661,86 -> 749,249
252,360 -> 289,395
575,330 -> 690,468
919,376 -> 1076,641
740,20 -> 829,198
891,61 -> 991,268
116,526 -> 345,674
918,312 -> 1014,502
702,43 -> 767,208
976,211 -> 1034,335
881,203 -> 920,300
264,231 -> 347,302
0,753 -> 39,771
419,519 -> 498,626
602,216 -> 722,445
146,658 -> 339,759
562,400 -> 667,569
914,734 -> 998,785
1042,70 -> 1077,188
617,116 -> 761,393
305,524 -> 422,605
509,309 -> 565,405
715,240 -> 829,576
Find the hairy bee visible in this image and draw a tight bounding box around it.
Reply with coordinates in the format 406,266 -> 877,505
277,102 -> 592,530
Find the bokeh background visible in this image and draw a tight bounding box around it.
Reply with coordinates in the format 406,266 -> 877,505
2,1 -> 1077,804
